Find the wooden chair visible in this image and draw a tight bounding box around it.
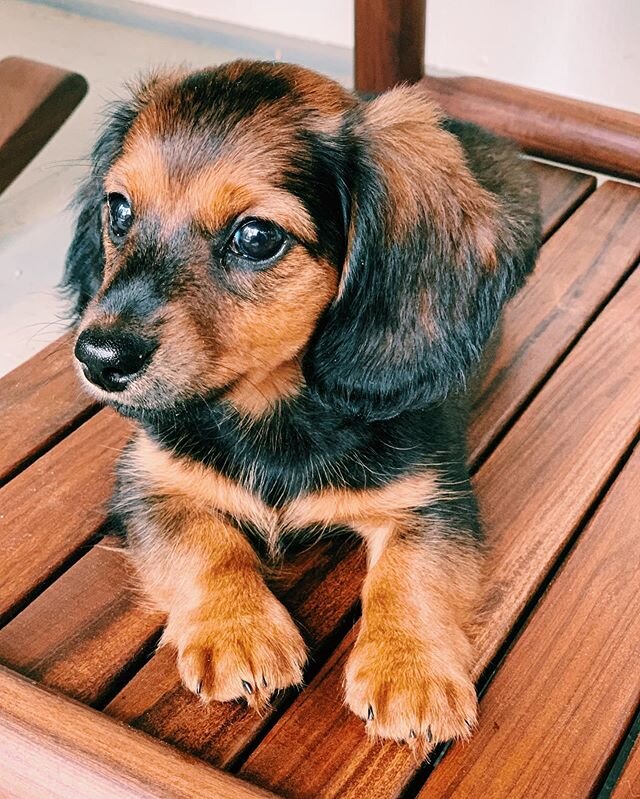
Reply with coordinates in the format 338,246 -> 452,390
1,5 -> 639,797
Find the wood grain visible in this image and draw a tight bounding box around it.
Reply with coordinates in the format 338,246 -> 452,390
528,160 -> 595,239
0,666 -> 279,799
470,181 -> 640,460
421,74 -> 640,181
0,409 -> 130,625
0,537 -> 162,706
611,736 -> 640,799
0,334 -> 97,485
420,444 -> 640,798
354,0 -> 426,92
238,262 -> 640,798
0,56 -> 87,194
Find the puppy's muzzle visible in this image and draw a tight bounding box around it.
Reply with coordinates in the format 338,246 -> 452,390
75,327 -> 156,392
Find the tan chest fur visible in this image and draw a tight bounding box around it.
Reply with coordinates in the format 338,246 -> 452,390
129,432 -> 443,552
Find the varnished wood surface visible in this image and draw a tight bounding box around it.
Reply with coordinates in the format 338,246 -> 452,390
527,161 -> 595,240
0,57 -> 87,194
354,0 -> 426,92
422,74 -> 640,182
0,537 -> 162,707
0,334 -> 96,485
0,666 -> 280,799
0,410 -> 130,625
238,256 -> 640,798
421,444 -> 640,798
469,180 -> 640,459
611,736 -> 640,799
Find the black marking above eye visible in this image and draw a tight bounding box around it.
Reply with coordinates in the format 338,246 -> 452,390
228,219 -> 287,265
107,193 -> 134,239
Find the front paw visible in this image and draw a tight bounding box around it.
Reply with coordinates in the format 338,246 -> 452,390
168,595 -> 307,710
344,628 -> 477,757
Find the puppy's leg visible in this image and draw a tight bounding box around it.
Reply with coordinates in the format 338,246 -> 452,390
345,517 -> 483,756
126,495 -> 307,709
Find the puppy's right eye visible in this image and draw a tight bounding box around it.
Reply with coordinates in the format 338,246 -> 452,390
229,219 -> 287,264
107,193 -> 134,239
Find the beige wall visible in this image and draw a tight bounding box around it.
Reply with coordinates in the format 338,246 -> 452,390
131,0 -> 640,112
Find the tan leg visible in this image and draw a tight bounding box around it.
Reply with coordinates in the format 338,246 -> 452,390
345,519 -> 483,756
126,495 -> 307,709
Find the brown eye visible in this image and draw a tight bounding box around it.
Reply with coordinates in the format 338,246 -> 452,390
230,219 -> 286,263
107,193 -> 133,239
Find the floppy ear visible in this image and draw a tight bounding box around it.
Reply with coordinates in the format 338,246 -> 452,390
62,73 -> 177,320
61,172 -> 105,320
305,87 -> 540,420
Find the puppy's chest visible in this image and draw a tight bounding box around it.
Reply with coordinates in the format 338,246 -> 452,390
132,434 -> 441,546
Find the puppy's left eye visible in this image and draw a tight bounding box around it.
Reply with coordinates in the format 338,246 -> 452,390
230,219 -> 286,263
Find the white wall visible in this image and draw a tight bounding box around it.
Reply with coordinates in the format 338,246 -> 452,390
130,0 -> 640,112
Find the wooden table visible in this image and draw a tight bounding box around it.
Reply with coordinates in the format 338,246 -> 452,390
1,54 -> 640,799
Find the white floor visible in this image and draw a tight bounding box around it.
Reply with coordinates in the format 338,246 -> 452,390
0,0 -> 350,376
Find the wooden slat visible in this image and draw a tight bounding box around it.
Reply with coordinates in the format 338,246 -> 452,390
611,736 -> 640,799
0,334 -> 97,485
528,160 -> 595,239
0,56 -> 87,194
0,666 -> 279,799
0,537 -> 162,706
0,409 -> 130,625
469,181 -> 640,460
421,75 -> 640,182
354,0 -> 426,92
238,255 -> 640,797
420,444 -> 640,798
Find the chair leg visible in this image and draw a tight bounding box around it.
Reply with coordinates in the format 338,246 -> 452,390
354,0 -> 426,93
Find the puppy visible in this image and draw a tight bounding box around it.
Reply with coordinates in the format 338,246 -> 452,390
64,60 -> 540,755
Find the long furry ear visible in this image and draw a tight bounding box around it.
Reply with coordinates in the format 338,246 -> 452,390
305,86 -> 540,420
61,71 -> 180,321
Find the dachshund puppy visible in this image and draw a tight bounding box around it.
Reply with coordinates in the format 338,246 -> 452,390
64,60 -> 540,755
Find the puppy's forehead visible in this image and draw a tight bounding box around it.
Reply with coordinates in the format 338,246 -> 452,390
104,63 -> 353,239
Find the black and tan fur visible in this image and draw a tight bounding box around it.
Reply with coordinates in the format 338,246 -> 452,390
63,60 -> 540,756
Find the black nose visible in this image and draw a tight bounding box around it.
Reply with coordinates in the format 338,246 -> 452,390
74,327 -> 156,392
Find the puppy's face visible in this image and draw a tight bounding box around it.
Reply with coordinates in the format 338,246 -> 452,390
72,63 -> 353,412
66,60 -> 539,420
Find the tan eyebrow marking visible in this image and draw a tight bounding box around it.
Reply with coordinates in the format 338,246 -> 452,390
105,139 -> 317,243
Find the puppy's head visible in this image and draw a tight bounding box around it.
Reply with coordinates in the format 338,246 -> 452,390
65,60 -> 538,420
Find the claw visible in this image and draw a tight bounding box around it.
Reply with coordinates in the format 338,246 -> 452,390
195,681 -> 202,697
367,705 -> 375,721
409,730 -> 416,739
262,676 -> 268,688
242,680 -> 253,695
427,726 -> 433,742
